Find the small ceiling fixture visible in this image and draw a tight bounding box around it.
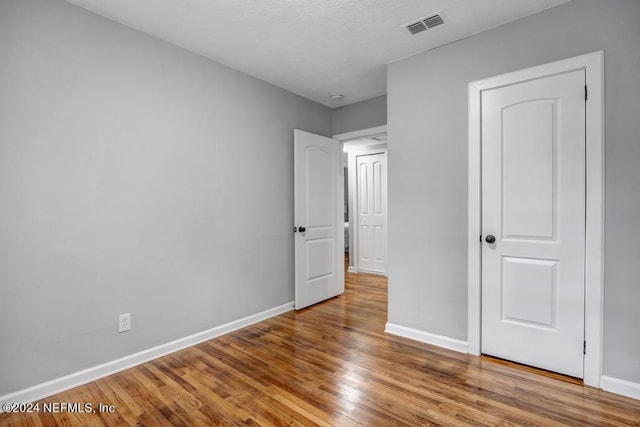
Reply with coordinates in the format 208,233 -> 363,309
330,94 -> 344,102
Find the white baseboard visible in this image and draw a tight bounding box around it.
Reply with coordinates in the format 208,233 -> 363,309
357,269 -> 387,277
385,323 -> 468,354
601,375 -> 640,400
0,301 -> 294,410
349,265 -> 386,276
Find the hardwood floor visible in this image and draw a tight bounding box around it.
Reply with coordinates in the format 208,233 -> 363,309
2,263 -> 639,426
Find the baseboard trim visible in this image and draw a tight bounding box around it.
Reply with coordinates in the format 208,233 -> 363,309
0,301 -> 294,410
347,266 -> 356,273
356,269 -> 387,277
601,376 -> 640,400
384,323 -> 468,354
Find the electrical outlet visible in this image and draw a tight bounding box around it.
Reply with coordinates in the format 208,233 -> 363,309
118,313 -> 131,333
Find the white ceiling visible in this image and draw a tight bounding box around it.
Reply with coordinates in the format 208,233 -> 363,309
65,0 -> 569,108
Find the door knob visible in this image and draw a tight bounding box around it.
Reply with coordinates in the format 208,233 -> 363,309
298,226 -> 306,233
485,234 -> 496,244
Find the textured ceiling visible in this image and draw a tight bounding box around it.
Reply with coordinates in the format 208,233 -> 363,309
65,0 -> 569,108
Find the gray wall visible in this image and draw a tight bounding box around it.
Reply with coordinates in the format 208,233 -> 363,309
332,95 -> 387,135
0,0 -> 331,395
388,0 -> 640,383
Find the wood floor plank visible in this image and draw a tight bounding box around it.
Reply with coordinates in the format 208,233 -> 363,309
2,260 -> 639,426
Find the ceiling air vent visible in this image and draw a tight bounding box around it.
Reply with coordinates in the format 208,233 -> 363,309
423,14 -> 444,29
406,21 -> 428,35
404,12 -> 446,35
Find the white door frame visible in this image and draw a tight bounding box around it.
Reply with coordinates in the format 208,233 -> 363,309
333,125 -> 387,143
467,51 -> 604,387
333,125 -> 388,273
351,148 -> 388,275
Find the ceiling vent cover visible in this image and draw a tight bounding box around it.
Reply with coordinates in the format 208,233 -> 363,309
404,12 -> 446,35
406,21 -> 428,35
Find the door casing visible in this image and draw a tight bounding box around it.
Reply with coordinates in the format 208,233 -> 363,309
467,51 -> 604,387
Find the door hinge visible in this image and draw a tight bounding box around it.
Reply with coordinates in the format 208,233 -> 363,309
583,340 -> 586,355
585,85 -> 588,101
479,234 -> 482,242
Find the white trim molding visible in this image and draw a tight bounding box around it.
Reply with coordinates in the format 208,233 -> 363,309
333,125 -> 387,143
385,323 -> 468,354
0,302 -> 294,410
601,376 -> 640,401
467,51 -> 605,388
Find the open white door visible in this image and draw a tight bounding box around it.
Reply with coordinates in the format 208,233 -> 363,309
294,129 -> 344,309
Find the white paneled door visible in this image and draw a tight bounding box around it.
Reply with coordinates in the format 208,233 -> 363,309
356,152 -> 387,274
481,70 -> 586,378
294,130 -> 344,310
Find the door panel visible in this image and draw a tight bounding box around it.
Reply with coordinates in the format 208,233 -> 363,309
502,100 -> 556,239
356,153 -> 387,274
306,238 -> 334,281
307,148 -> 334,228
481,70 -> 585,378
373,161 -> 383,214
294,130 -> 343,310
502,257 -> 556,328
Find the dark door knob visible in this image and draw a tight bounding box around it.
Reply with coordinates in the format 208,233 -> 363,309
298,226 -> 306,233
485,234 -> 496,244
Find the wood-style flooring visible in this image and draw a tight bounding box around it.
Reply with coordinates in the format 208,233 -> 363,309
1,259 -> 639,426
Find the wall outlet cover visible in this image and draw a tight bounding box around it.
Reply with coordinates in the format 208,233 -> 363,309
118,313 -> 131,333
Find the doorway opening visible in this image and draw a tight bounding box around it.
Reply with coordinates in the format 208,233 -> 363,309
333,126 -> 388,276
